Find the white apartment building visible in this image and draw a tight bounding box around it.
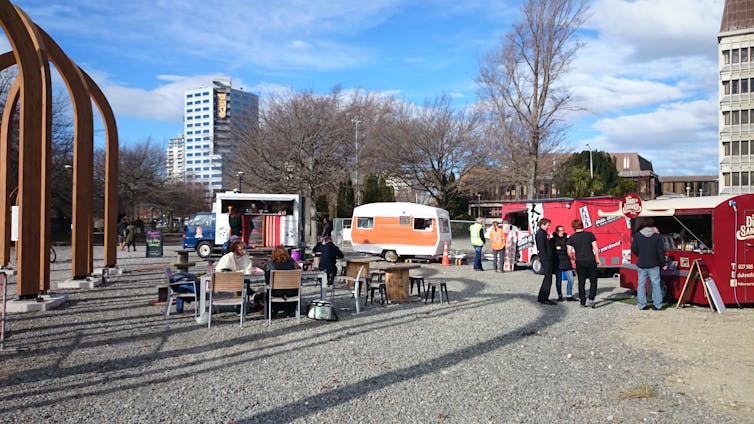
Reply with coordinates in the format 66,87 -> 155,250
182,78 -> 259,195
719,0 -> 754,194
166,136 -> 185,181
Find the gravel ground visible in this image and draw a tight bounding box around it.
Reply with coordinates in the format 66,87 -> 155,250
0,246 -> 745,423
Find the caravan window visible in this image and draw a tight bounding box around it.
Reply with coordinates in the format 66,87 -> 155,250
399,216 -> 411,226
356,217 -> 374,229
413,218 -> 433,231
439,218 -> 450,233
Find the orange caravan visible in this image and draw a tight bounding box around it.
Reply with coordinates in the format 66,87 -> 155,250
350,202 -> 452,261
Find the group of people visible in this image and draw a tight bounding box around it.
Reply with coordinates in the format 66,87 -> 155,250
117,217 -> 137,252
472,215 -> 666,310
535,218 -> 600,307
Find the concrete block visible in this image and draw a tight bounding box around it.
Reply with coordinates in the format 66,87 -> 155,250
51,276 -> 101,290
4,293 -> 68,313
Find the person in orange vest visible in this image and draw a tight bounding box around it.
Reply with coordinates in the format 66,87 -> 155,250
488,221 -> 507,273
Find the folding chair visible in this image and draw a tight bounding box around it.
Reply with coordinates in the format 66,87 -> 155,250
268,269 -> 302,323
164,269 -> 198,318
208,272 -> 246,328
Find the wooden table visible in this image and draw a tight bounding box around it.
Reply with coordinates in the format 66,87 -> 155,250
175,249 -> 195,273
344,257 -> 382,280
381,263 -> 421,302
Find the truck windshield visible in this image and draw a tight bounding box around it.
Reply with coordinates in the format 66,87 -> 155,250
189,214 -> 212,227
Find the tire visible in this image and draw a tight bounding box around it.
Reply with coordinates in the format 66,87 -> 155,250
384,250 -> 399,262
49,246 -> 56,263
648,279 -> 669,303
531,256 -> 543,275
196,241 -> 213,259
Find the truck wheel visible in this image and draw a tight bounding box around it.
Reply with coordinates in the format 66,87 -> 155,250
531,256 -> 543,275
196,241 -> 213,258
384,250 -> 399,262
648,280 -> 669,303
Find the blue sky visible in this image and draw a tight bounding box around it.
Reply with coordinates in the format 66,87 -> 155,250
7,0 -> 724,176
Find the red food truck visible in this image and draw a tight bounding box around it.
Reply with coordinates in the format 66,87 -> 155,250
603,194 -> 754,306
499,197 -> 632,274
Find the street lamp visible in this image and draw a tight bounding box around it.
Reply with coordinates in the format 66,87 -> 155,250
477,193 -> 482,218
585,143 -> 594,196
236,171 -> 244,192
352,118 -> 362,205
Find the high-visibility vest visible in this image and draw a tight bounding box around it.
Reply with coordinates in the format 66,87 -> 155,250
490,228 -> 506,250
469,223 -> 484,246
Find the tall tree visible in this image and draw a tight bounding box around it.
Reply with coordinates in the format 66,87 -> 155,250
385,95 -> 483,210
477,0 -> 587,198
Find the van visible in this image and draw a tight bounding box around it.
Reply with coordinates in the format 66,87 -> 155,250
350,202 -> 452,261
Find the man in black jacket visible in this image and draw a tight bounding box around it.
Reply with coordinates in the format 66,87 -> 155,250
313,236 -> 344,285
631,218 -> 666,310
535,218 -> 557,305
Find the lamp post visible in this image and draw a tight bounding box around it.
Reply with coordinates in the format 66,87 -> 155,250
352,118 -> 362,205
476,193 -> 482,218
585,143 -> 594,196
236,171 -> 244,192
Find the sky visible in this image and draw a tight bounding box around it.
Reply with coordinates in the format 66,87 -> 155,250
5,0 -> 725,176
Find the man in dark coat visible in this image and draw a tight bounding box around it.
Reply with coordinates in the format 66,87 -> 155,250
631,218 -> 666,310
313,236 -> 344,285
535,218 -> 557,305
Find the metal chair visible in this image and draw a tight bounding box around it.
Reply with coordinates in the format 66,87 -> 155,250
208,272 -> 246,328
164,269 -> 198,319
268,269 -> 302,323
424,280 -> 450,305
333,265 -> 366,314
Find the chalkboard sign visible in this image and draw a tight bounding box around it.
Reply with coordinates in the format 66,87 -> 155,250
145,230 -> 163,258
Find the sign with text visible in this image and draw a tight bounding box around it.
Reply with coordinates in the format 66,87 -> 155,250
621,193 -> 643,219
145,230 -> 163,258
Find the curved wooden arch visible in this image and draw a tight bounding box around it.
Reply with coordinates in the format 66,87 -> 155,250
0,1 -> 120,295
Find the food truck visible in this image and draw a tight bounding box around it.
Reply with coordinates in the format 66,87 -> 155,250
604,194 -> 754,306
350,202 -> 452,262
499,197 -> 632,274
183,192 -> 304,258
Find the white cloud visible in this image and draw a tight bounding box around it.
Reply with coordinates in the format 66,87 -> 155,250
585,99 -> 719,175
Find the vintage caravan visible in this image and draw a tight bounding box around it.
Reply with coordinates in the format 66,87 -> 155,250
350,202 -> 452,261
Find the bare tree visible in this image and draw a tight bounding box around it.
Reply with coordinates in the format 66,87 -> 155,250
385,95 -> 483,209
477,0 -> 587,198
118,138 -> 166,218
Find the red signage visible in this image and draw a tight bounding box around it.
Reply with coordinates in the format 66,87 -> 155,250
621,193 -> 643,219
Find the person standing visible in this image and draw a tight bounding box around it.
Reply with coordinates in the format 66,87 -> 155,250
313,236 -> 344,285
631,218 -> 666,311
567,219 -> 600,308
489,221 -> 506,273
117,217 -> 129,251
469,218 -> 486,271
551,225 -> 575,301
321,215 -> 333,240
535,218 -> 556,305
125,222 -> 137,252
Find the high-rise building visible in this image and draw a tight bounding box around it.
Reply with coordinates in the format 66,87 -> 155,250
182,78 -> 259,195
166,136 -> 185,182
719,0 -> 754,194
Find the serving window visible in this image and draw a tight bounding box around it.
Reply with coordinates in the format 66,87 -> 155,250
633,214 -> 713,252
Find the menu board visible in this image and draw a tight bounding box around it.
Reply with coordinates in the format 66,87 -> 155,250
145,230 -> 163,258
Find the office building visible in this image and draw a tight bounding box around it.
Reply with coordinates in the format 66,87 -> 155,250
166,136 -> 185,182
182,78 -> 259,194
719,0 -> 754,194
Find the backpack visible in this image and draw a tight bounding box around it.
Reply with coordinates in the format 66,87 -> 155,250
306,300 -> 338,321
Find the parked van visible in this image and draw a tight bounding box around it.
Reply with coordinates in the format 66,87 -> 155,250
350,202 -> 452,261
183,192 -> 304,258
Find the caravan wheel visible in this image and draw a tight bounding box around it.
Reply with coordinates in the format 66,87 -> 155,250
384,250 -> 399,262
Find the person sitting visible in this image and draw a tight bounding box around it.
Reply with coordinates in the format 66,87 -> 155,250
265,245 -> 301,317
313,236 -> 344,285
215,240 -> 253,274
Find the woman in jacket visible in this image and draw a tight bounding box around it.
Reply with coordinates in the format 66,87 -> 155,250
265,245 -> 300,317
551,225 -> 576,301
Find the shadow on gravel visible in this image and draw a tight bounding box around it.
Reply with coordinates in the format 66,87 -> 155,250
1,269 -> 567,418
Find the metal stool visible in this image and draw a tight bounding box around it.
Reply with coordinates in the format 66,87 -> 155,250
369,270 -> 385,282
365,277 -> 388,306
409,275 -> 425,296
424,280 -> 449,304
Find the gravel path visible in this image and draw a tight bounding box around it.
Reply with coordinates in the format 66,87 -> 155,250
0,248 -> 743,423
